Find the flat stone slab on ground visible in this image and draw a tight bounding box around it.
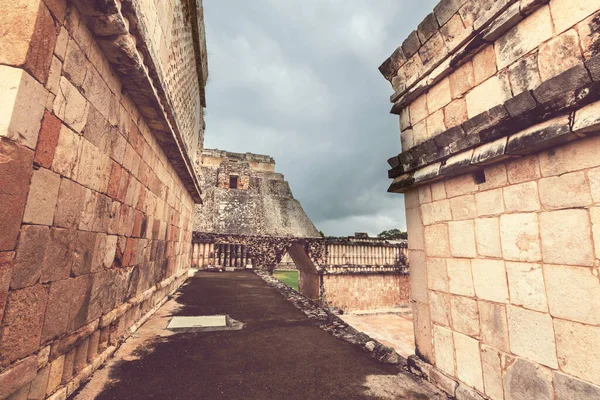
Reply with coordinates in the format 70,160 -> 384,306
167,315 -> 227,329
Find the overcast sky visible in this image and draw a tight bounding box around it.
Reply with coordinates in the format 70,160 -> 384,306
202,0 -> 438,237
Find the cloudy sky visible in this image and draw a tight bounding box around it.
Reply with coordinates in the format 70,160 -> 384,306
202,0 -> 438,237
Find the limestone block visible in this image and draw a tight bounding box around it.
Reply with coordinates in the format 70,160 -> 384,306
500,213 -> 541,262
553,371 -> 600,400
573,99 -> 600,134
404,54 -> 424,87
52,124 -> 81,179
413,301 -> 434,363
76,139 -> 112,192
503,182 -> 540,212
400,107 -> 411,130
475,189 -> 504,217
54,178 -> 86,229
478,164 -> 507,191
400,128 -> 415,152
22,167 -> 60,225
410,250 -> 429,304
540,209 -> 594,266
475,221 -> 502,261
418,13 -> 440,43
431,200 -> 452,224
63,38 -> 87,88
577,12 -> 600,60
538,29 -> 584,81
425,224 -> 451,257
479,301 -> 510,352
434,324 -> 455,375
405,189 -> 420,209
454,332 -> 484,392
420,32 -> 448,68
544,264 -> 600,325
82,65 -> 113,120
28,364 -> 50,399
445,174 -> 479,198
508,52 -> 541,96
538,136 -> 600,177
428,78 -> 451,113
447,258 -> 475,296
430,291 -> 452,326
42,228 -> 75,283
465,73 -> 512,118
507,306 -> 558,368
46,355 -> 65,395
450,62 -> 475,100
449,220 -> 477,258
55,27 -> 68,61
12,225 -> 49,289
444,98 -> 468,129
481,345 -> 504,400
506,262 -> 547,312
0,285 -> 48,364
503,358 -> 553,400
451,295 -> 480,337
0,355 -> 37,400
427,110 -> 446,138
434,0 -> 469,26
412,120 -> 428,146
431,181 -> 447,201
472,45 -> 497,86
72,231 -> 96,276
34,111 -> 61,168
506,155 -> 540,184
495,6 -> 553,70
450,195 -> 476,221
471,259 -> 509,303
441,13 -> 472,52
591,207 -> 600,259
53,77 -> 89,133
45,55 -> 62,96
402,31 -> 421,58
0,66 -> 47,149
554,319 -> 600,385
549,0 -> 600,34
428,258 -> 449,292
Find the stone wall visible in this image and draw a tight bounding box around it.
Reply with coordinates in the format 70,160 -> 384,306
380,0 -> 600,399
0,0 -> 206,398
194,149 -> 320,238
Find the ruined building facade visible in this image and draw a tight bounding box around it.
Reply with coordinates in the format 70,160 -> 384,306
380,0 -> 600,398
0,0 -> 208,398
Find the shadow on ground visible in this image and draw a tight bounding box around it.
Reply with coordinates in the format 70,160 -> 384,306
84,272 -> 442,400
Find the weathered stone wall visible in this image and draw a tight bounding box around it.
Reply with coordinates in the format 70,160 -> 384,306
194,149 -> 320,238
322,273 -> 410,313
0,0 -> 206,398
380,0 -> 600,398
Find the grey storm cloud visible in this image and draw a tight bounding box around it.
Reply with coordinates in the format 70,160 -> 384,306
202,0 -> 439,237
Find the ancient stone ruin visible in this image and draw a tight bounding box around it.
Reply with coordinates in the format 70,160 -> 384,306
380,0 -> 600,398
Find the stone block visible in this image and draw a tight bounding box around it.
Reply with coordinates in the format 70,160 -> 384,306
400,129 -> 415,151
28,364 -> 50,399
448,220 -> 477,258
449,195 -> 476,221
424,224 -> 451,257
500,213 -> 541,262
380,46 -> 407,81
53,77 -> 89,133
454,332 -> 484,392
72,231 -> 96,277
46,355 -> 65,395
471,138 -> 507,166
0,252 -> 12,322
554,319 -> 600,386
538,29 -> 584,81
412,300 -> 434,363
540,209 -> 594,266
538,136 -> 600,177
399,106 -> 411,130
481,345 -> 504,400
12,225 -> 49,289
504,90 -> 537,118
54,178 -> 86,229
503,181 -> 540,213
427,110 -> 446,138
444,98 -> 468,129
433,325 -> 455,375
451,295 -> 479,337
508,52 -> 541,96
475,189 -> 504,217
578,12 -> 600,60
503,358 -> 553,400
466,73 -> 512,118
410,250 -> 428,304
506,262 -> 547,312
441,13 -> 472,52
495,6 -> 553,70
430,368 -> 458,397
573,99 -> 600,134
507,306 -> 558,368
455,384 -> 486,400
427,78 -> 451,113
532,64 -> 591,105
445,173 -> 479,198
441,149 -> 475,177
0,66 -> 47,150
447,258 -> 474,296
22,167 -> 60,225
412,120 -> 428,146
549,0 -> 600,35
34,111 -> 61,168
553,371 -> 600,400
0,285 -> 48,364
418,13 -> 439,43
0,355 -> 37,399
545,264 -> 600,325
76,139 -> 111,192
41,228 -> 75,283
434,0 -> 469,26
428,258 -> 449,292
471,259 -> 509,303
506,115 -> 572,156
475,217 -> 501,258
405,207 -> 424,251
420,32 -> 448,68
479,301 -> 509,352
431,181 -> 447,201
472,45 -> 497,86
63,38 -> 87,88
506,155 -> 540,184
51,124 -> 81,179
431,200 -> 452,224
450,62 -> 475,99
430,291 -> 452,326
402,31 -> 421,58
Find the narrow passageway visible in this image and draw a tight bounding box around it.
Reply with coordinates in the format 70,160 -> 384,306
74,272 -> 444,400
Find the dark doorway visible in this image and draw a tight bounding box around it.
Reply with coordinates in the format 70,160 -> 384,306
229,175 -> 239,189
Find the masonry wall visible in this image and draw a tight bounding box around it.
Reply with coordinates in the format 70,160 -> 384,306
0,1 -> 204,398
380,0 -> 600,398
323,274 -> 410,313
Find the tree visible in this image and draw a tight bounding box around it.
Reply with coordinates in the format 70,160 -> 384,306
378,229 -> 407,240
319,230 -> 325,238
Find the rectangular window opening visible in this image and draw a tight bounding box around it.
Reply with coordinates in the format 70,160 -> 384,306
229,175 -> 239,189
